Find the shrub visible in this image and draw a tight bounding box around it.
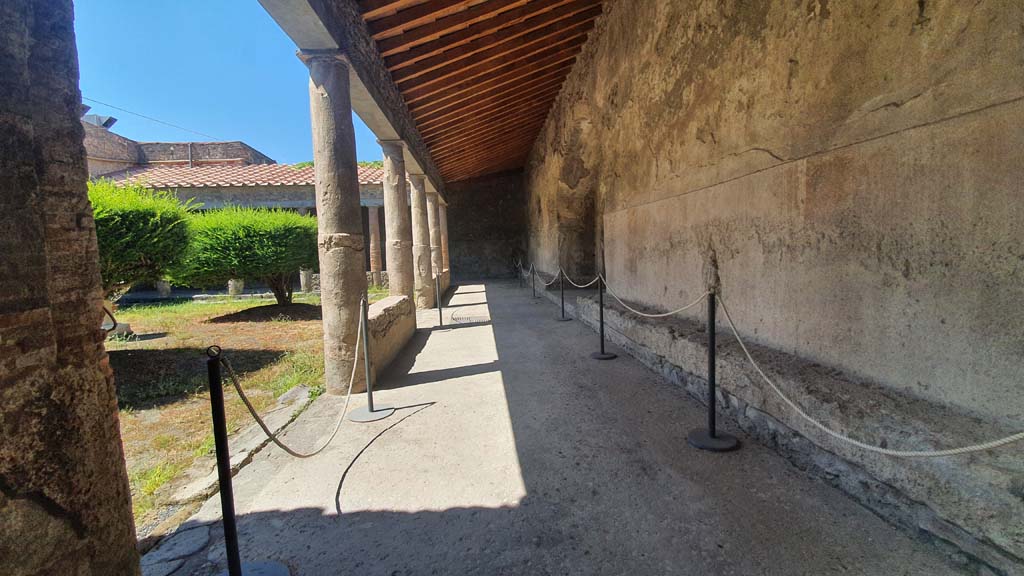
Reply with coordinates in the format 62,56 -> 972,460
173,207 -> 318,305
88,180 -> 192,298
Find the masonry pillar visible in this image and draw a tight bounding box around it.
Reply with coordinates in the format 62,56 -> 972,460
298,207 -> 314,292
426,190 -> 443,296
380,140 -> 414,301
409,173 -> 435,308
0,1 -> 139,572
440,202 -> 450,271
368,206 -> 382,286
303,51 -> 367,393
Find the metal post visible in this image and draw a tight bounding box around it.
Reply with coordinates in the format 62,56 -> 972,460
518,262 -> 523,288
532,267 -> 536,299
435,274 -> 443,326
687,292 -> 739,451
591,276 -> 616,360
206,347 -> 242,576
557,270 -> 570,321
349,297 -> 395,422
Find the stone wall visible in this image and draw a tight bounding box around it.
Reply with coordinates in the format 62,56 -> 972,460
525,0 -> 1023,569
366,295 -> 416,392
447,170 -> 527,279
0,1 -> 140,573
83,122 -> 140,177
137,141 -> 275,165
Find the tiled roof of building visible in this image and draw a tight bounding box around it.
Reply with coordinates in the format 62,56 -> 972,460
105,163 -> 388,188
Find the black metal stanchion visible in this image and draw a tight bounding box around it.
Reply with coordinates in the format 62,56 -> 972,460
591,276 -> 616,360
206,348 -> 289,576
518,262 -> 523,288
435,274 -> 443,326
532,267 -> 537,299
556,270 -> 571,321
687,292 -> 739,452
349,297 -> 394,423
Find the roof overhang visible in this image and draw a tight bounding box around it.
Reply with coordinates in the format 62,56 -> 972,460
259,0 -> 446,198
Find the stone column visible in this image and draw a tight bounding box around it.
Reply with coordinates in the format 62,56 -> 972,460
440,202 -> 450,273
303,51 -> 367,394
298,207 -> 314,292
380,140 -> 414,301
426,190 -> 443,293
409,173 -> 435,308
368,205 -> 382,286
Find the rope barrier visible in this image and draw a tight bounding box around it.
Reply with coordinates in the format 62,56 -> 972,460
600,274 -> 709,318
221,298 -> 364,458
560,268 -> 600,289
717,295 -> 1024,457
540,271 -> 560,287
517,259 -> 1024,457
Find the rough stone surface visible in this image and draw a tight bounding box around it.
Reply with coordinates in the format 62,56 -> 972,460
525,0 -> 1024,568
447,170 -> 526,279
177,282 -> 963,576
409,174 -> 435,308
426,191 -> 443,282
306,53 -> 367,394
367,205 -> 383,285
0,1 -> 139,573
380,140 -> 414,301
364,295 -> 416,394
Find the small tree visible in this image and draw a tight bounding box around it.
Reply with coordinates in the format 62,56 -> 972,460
88,180 -> 192,299
174,207 -> 318,305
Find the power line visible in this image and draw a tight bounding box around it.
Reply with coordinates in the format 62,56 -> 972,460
82,96 -> 223,140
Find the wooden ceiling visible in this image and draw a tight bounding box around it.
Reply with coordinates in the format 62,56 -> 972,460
358,0 -> 603,182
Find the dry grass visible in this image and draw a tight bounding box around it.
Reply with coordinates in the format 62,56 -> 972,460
109,288 -> 387,533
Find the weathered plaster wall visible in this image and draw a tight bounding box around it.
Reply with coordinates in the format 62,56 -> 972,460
138,141 -> 275,165
0,0 -> 140,573
526,0 -> 1024,427
447,170 -> 526,279
367,295 -> 416,390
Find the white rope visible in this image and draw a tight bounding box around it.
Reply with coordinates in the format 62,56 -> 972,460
717,295 -> 1024,457
560,268 -> 600,289
222,299 -> 363,458
540,271 -> 560,287
600,274 -> 709,318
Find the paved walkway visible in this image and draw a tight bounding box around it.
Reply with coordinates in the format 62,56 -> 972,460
163,282 -> 961,575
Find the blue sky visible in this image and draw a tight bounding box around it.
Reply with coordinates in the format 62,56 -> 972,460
73,0 -> 381,164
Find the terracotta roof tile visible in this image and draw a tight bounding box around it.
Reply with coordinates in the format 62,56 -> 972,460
104,163 -> 389,188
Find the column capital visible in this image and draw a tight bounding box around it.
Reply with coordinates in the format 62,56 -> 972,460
296,49 -> 349,68
378,139 -> 406,155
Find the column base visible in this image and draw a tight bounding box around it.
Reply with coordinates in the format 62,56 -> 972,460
348,404 -> 395,423
591,352 -> 617,360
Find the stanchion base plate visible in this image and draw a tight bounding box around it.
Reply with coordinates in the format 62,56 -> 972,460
348,405 -> 395,423
556,316 -> 572,322
687,429 -> 740,452
591,352 -> 617,360
217,561 -> 291,576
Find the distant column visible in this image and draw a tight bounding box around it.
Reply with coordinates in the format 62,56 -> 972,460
368,206 -> 382,286
380,140 -> 414,301
303,51 -> 367,394
409,174 -> 435,308
440,202 -> 450,273
299,207 -> 314,292
426,190 -> 443,292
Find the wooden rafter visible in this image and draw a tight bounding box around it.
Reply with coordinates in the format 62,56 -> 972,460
357,0 -> 604,182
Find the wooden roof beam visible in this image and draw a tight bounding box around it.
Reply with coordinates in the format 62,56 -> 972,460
405,45 -> 578,108
413,67 -> 570,127
385,0 -> 593,70
432,120 -> 547,164
398,24 -> 589,98
419,85 -> 562,138
391,5 -> 600,83
360,0 -> 428,22
369,0 -> 478,40
426,106 -> 553,155
377,0 -> 527,56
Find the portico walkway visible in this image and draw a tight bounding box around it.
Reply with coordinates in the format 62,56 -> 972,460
164,282 -> 959,575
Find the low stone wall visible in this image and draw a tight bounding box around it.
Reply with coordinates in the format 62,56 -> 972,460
364,295 -> 416,393
304,271 -> 389,293
541,285 -> 1023,574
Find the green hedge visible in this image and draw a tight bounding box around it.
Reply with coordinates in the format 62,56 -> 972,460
173,207 -> 318,304
88,180 -> 192,298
